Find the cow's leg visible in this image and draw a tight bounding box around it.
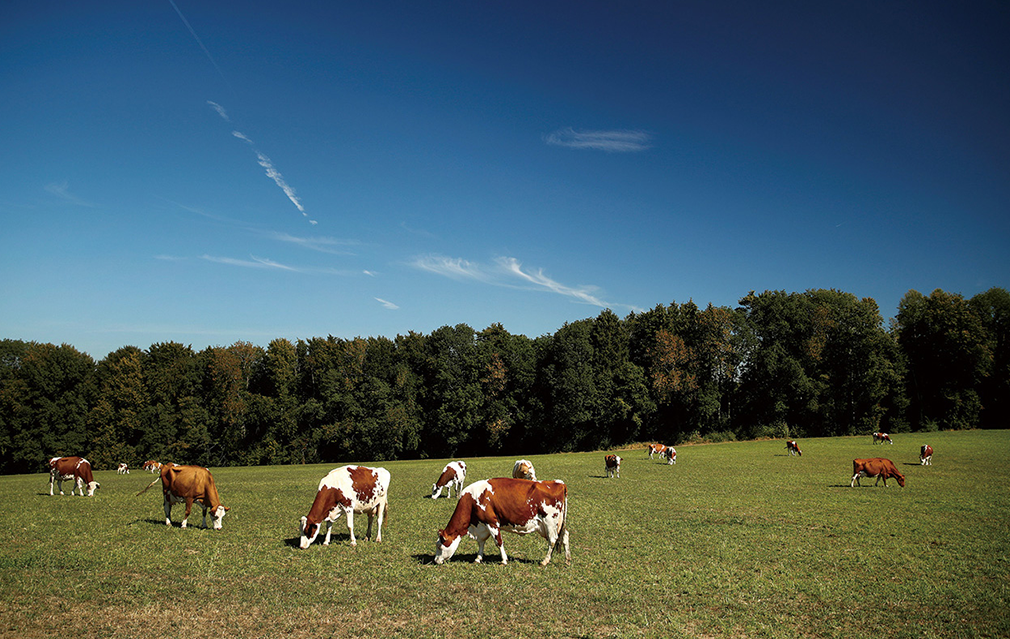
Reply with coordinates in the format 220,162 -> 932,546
373,502 -> 385,543
49,473 -> 55,496
365,509 -> 374,541
323,519 -> 333,545
164,496 -> 173,527
472,524 -> 491,563
851,473 -> 860,487
346,509 -> 357,547
181,498 -> 195,528
489,526 -> 508,565
199,503 -> 209,529
75,477 -> 85,496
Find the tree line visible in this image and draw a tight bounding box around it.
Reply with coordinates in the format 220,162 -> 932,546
1,287 -> 1006,474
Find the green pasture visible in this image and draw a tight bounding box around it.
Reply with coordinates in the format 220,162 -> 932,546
1,431 -> 1008,638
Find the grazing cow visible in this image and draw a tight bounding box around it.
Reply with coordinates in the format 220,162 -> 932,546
662,447 -> 677,465
137,464 -> 230,529
299,465 -> 390,549
604,454 -> 621,478
49,456 -> 100,497
872,432 -> 893,445
647,444 -> 670,459
851,458 -> 905,488
434,478 -> 570,566
785,440 -> 802,456
117,463 -> 130,474
512,459 -> 537,481
920,445 -> 933,466
431,461 -> 467,499
142,460 -> 161,473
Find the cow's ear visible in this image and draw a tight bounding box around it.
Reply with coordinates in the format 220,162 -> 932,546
222,506 -> 231,512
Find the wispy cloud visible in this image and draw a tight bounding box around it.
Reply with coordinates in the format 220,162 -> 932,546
266,231 -> 359,255
207,100 -> 230,122
375,298 -> 399,310
45,182 -> 96,207
200,254 -> 300,271
169,0 -> 231,90
410,255 -> 489,282
410,253 -> 631,309
495,257 -> 607,306
544,127 -> 652,152
207,103 -> 317,225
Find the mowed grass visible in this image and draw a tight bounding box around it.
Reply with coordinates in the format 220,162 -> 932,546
1,431 -> 1008,639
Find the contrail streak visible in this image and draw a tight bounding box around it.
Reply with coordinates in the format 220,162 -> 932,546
168,0 -> 232,90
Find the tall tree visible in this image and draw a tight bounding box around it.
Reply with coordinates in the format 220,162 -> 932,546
969,288 -> 1010,428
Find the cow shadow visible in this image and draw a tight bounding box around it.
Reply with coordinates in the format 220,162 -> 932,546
901,462 -> 921,467
410,552 -> 540,566
827,484 -> 854,488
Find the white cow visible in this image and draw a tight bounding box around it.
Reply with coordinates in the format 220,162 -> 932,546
431,461 -> 467,499
299,466 -> 390,549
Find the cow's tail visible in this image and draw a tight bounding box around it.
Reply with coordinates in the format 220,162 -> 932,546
554,483 -> 569,555
135,475 -> 161,497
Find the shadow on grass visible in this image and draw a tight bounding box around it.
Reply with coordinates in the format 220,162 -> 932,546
409,552 -> 540,566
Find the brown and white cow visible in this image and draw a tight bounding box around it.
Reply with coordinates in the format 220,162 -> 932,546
920,445 -> 933,466
49,456 -> 100,496
662,446 -> 677,465
142,460 -> 161,473
434,478 -> 570,566
604,454 -> 621,478
647,443 -> 670,459
512,459 -> 537,481
851,458 -> 905,488
117,463 -> 129,474
431,460 -> 467,499
785,440 -> 802,456
872,432 -> 893,445
299,465 -> 390,549
137,464 -> 229,529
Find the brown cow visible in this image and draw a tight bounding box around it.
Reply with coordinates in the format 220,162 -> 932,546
785,440 -> 802,456
138,465 -> 229,529
604,454 -> 621,478
431,460 -> 466,499
299,465 -> 390,549
872,432 -> 893,445
851,458 -> 905,488
434,478 -> 569,566
512,459 -> 537,481
647,443 -> 670,459
920,445 -> 933,466
49,456 -> 100,496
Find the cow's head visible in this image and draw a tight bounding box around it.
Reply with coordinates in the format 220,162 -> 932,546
299,516 -> 320,549
210,505 -> 229,529
86,481 -> 100,497
430,483 -> 441,499
433,530 -> 462,565
895,473 -> 906,488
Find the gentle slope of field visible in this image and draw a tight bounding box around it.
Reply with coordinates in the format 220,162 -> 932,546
1,430 -> 1008,638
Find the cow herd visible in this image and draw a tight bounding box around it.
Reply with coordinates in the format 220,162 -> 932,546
44,433 -> 934,565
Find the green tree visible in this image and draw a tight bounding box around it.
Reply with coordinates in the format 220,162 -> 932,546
969,288 -> 1010,428
87,346 -> 146,469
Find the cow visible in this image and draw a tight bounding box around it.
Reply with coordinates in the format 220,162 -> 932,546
431,460 -> 467,499
117,463 -> 130,474
872,432 -> 893,445
604,454 -> 621,478
512,459 -> 537,481
662,446 -> 677,465
920,445 -> 933,466
785,440 -> 802,456
49,456 -> 100,497
434,478 -> 570,566
299,465 -> 390,549
142,460 -> 161,473
850,458 -> 905,488
137,464 -> 230,529
647,444 -> 670,459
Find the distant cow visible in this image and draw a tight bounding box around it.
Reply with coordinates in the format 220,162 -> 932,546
920,445 -> 933,466
647,444 -> 671,459
604,454 -> 621,478
142,460 -> 161,473
512,459 -> 537,481
434,478 -> 570,566
138,464 -> 230,529
431,461 -> 467,499
872,432 -> 893,445
299,465 -> 390,549
49,456 -> 100,497
117,463 -> 129,474
785,440 -> 802,456
662,447 -> 677,465
851,458 -> 905,488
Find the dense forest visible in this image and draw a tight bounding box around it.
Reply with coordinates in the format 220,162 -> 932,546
2,287 -> 1007,475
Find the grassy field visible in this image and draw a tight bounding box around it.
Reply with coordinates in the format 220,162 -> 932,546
1,431 -> 1008,638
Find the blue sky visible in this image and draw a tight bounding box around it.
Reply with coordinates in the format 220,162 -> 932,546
2,1 -> 1007,360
